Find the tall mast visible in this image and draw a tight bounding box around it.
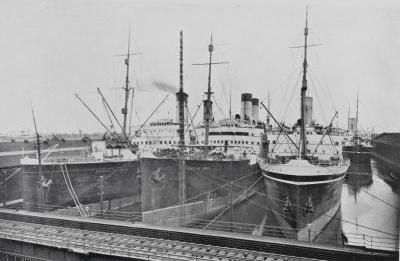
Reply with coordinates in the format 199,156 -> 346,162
31,107 -> 44,208
177,30 -> 187,226
177,31 -> 187,148
192,33 -> 228,152
122,30 -> 132,142
204,34 -> 214,149
300,6 -> 309,159
267,91 -> 271,127
356,91 -> 359,135
229,86 -> 232,120
347,104 -> 350,131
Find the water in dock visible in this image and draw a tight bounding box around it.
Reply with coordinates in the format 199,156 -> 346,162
341,159 -> 399,249
181,159 -> 399,251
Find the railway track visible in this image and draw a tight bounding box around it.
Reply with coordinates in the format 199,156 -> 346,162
0,209 -> 396,261
0,219 -> 316,261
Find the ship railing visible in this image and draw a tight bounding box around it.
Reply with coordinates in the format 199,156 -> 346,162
343,233 -> 398,251
42,155 -> 133,164
184,218 -> 299,236
312,230 -> 398,252
262,157 -> 347,168
42,156 -> 103,164
180,218 -> 398,252
16,202 -> 143,222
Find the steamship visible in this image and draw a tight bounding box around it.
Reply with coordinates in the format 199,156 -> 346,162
0,133 -> 96,205
140,32 -> 259,226
342,95 -> 373,164
259,10 -> 349,242
20,38 -> 141,211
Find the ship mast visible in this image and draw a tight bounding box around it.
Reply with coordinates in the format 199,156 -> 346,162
229,86 -> 232,120
177,31 -> 187,148
267,91 -> 271,127
347,104 -> 350,131
31,107 -> 44,209
355,91 -> 360,146
204,34 -> 214,150
355,91 -> 359,135
177,31 -> 187,226
300,6 -> 309,159
192,34 -> 228,153
122,30 -> 132,142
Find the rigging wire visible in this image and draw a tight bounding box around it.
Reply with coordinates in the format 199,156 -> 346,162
260,49 -> 303,103
281,69 -> 303,124
128,80 -> 135,137
308,72 -> 329,125
308,67 -> 337,113
186,104 -> 199,139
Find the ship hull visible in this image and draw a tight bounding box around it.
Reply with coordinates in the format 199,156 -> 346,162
346,161 -> 372,186
343,145 -> 372,164
260,160 -> 347,241
0,166 -> 22,205
0,140 -> 90,204
21,160 -> 141,210
141,157 -> 259,221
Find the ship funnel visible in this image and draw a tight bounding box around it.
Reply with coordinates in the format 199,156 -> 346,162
348,117 -> 357,132
252,98 -> 259,123
304,96 -> 313,126
241,93 -> 252,122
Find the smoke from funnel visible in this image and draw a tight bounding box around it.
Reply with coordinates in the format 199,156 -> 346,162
153,81 -> 177,94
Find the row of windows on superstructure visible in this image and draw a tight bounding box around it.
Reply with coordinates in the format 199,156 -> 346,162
132,140 -> 261,146
141,130 -> 261,136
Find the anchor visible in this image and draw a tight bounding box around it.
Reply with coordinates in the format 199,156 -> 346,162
150,168 -> 165,183
304,194 -> 314,216
282,196 -> 292,217
42,178 -> 52,188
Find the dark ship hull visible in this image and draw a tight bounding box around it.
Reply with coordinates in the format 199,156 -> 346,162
260,160 -> 347,241
141,157 -> 259,225
0,138 -> 91,205
342,145 -> 372,164
346,161 -> 372,187
21,160 -> 141,211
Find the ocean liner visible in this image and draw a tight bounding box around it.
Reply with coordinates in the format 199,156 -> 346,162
342,94 -> 373,164
141,32 -> 259,226
259,9 -> 349,242
20,34 -> 141,212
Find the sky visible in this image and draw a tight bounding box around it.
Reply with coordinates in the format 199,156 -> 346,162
1,0 -> 400,134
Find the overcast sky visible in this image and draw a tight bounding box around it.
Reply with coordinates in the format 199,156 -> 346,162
1,0 -> 400,134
